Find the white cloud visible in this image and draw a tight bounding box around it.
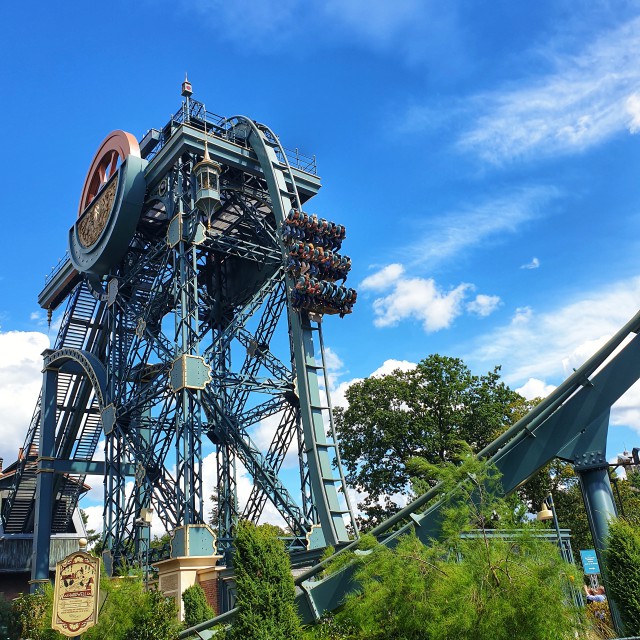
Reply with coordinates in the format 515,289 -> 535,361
467,275 -> 640,385
322,0 -> 433,54
516,378 -> 556,400
81,505 -> 104,537
370,359 -> 417,377
626,92 -> 640,133
560,335 -> 611,375
182,0 -> 446,62
323,346 -> 344,373
0,330 -> 50,464
454,17 -> 640,163
467,294 -> 501,317
372,277 -> 471,332
189,0 -> 300,48
330,359 -> 417,409
406,186 -> 558,269
611,380 -> 640,435
332,379 -> 360,409
363,265 -> 503,332
360,264 -> 404,291
249,411 -> 298,470
521,257 -> 540,270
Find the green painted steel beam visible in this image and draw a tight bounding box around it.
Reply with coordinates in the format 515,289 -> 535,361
51,459 -> 136,476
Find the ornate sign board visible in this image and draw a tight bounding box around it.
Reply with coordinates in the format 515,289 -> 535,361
52,551 -> 100,636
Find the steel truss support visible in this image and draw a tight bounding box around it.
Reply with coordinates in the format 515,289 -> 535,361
30,347 -> 108,590
17,102 -> 359,576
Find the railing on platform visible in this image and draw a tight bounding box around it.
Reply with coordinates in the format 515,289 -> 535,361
145,99 -> 317,175
44,251 -> 70,287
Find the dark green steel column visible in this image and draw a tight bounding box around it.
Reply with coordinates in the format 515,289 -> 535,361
30,353 -> 57,592
578,466 -> 623,633
579,466 -> 617,553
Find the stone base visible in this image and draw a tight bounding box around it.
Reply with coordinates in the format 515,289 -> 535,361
154,555 -> 225,620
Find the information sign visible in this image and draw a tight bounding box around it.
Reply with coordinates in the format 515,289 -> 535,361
52,550 -> 100,636
580,549 -> 600,575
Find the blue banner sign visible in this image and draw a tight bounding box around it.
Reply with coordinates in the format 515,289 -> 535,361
580,549 -> 600,575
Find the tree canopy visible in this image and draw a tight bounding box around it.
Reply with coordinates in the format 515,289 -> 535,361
335,354 -> 529,527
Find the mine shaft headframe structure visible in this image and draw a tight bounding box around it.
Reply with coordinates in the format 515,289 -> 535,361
110,104 -> 359,554
4,87 -> 358,581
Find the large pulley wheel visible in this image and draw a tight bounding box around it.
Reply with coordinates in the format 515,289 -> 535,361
69,130 -> 147,276
78,130 -> 141,215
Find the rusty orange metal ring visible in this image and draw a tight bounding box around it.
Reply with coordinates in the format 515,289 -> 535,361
78,130 -> 141,216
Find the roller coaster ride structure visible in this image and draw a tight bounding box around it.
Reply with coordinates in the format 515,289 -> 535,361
5,83 -> 635,637
2,82 -> 359,586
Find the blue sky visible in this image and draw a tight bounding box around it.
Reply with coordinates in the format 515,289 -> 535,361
2,0 -> 640,529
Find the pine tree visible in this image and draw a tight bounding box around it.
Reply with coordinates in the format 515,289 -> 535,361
182,583 -> 214,629
230,521 -> 302,640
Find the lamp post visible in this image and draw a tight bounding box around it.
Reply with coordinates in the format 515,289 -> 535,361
135,508 -> 153,590
537,494 -> 567,559
537,493 -> 583,606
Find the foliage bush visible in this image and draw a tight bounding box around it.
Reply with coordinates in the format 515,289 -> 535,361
3,573 -> 179,640
230,521 -> 303,640
0,598 -> 11,640
82,573 -> 149,640
8,588 -> 62,640
605,517 -> 640,636
585,600 -> 616,640
307,453 -> 588,640
182,583 -> 214,629
125,588 -> 181,640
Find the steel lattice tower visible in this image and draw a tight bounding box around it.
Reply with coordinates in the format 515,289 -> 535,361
3,84 -> 358,581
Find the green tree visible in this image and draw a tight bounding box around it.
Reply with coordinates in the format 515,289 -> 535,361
208,487 -> 219,529
610,471 -> 640,519
83,573 -> 148,640
80,572 -> 180,640
125,589 -> 180,640
231,521 -> 303,640
605,517 -> 640,636
80,508 -> 103,552
182,583 -> 214,629
8,588 -> 62,640
335,355 -> 527,527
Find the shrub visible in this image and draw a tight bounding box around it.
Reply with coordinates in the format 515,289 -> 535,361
182,583 -> 214,629
605,517 -> 640,635
81,574 -> 147,640
230,521 -> 303,640
318,454 -> 588,640
125,588 -> 180,640
9,588 -> 62,640
0,598 -> 11,640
